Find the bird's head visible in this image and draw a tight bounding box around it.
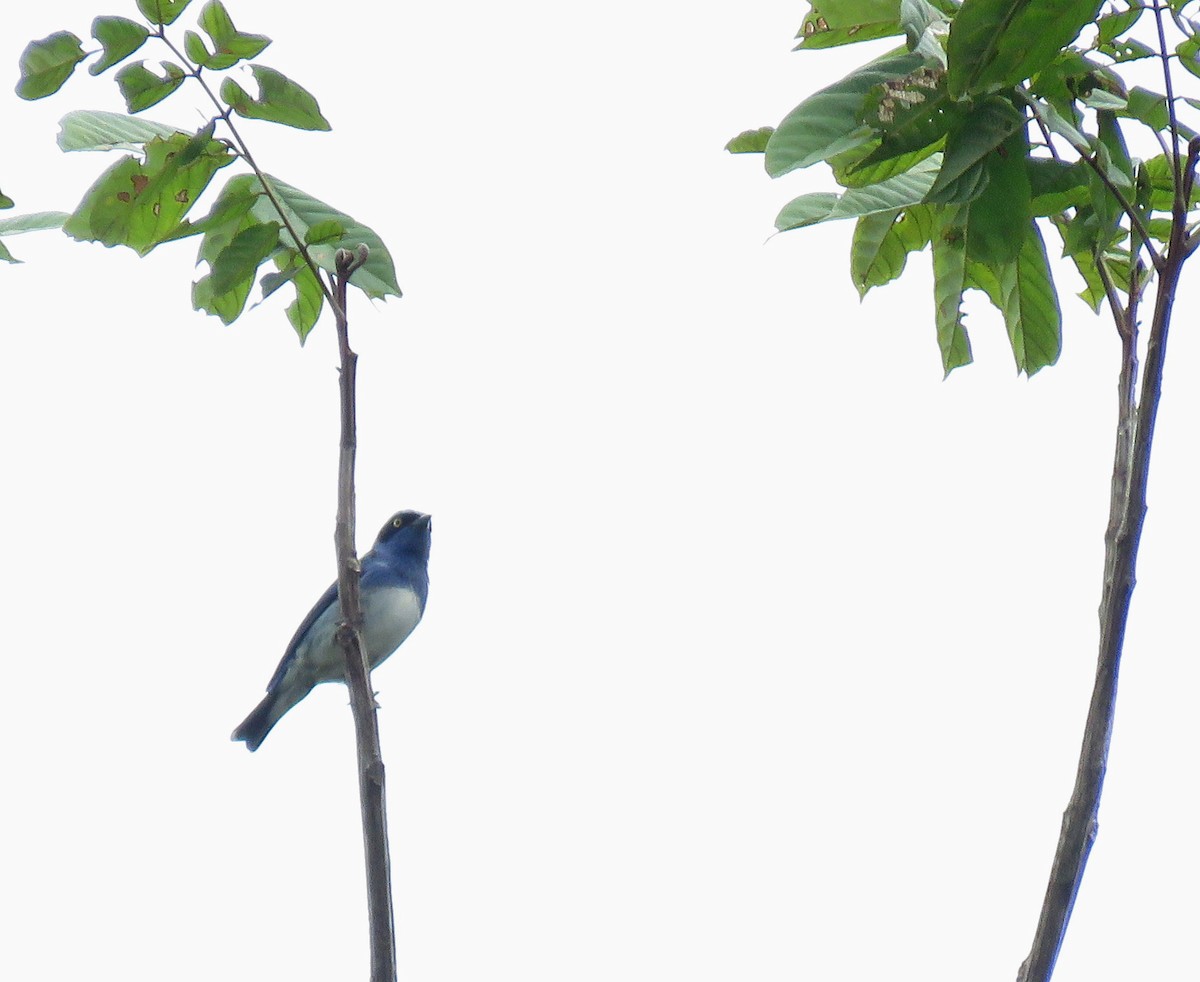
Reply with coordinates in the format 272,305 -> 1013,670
375,510 -> 432,561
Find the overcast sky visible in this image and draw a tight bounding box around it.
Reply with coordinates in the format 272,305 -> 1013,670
4,2 -> 1198,980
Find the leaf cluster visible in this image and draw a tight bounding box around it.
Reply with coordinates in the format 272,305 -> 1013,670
728,0 -> 1200,375
5,0 -> 400,342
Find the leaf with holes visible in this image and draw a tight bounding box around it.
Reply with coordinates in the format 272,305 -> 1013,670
90,17 -> 150,75
221,66 -> 330,131
63,131 -> 233,254
116,61 -> 187,113
184,0 -> 271,70
766,50 -> 927,176
135,0 -> 193,25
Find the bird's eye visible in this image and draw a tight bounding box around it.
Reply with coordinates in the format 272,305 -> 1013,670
393,516 -> 404,528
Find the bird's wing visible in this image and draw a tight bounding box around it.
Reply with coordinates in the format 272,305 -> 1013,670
266,579 -> 339,691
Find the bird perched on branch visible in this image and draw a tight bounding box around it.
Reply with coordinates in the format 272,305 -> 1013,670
232,510 -> 432,752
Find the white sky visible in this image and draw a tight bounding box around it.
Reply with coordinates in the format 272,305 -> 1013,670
3,2 -> 1198,980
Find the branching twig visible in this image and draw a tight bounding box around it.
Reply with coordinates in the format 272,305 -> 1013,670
1019,95 -> 1164,271
1081,154 -> 1163,272
154,28 -> 342,318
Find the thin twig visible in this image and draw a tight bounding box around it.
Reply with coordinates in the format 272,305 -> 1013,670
1152,1 -> 1184,205
1094,249 -> 1125,330
1080,152 -> 1163,272
1031,110 -> 1062,163
331,245 -> 398,982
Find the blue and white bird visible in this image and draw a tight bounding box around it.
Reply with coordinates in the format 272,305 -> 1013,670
232,510 -> 432,751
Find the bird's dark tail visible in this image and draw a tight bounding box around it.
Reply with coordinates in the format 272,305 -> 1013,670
231,691 -> 291,752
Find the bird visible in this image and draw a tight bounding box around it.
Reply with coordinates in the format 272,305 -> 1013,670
232,510 -> 432,751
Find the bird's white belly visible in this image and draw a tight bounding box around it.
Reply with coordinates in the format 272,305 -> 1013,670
298,586 -> 423,684
360,586 -> 423,665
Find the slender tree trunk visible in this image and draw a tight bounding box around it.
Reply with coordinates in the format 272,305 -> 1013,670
331,246 -> 398,982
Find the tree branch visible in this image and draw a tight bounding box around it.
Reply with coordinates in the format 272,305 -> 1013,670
1016,123 -> 1193,982
331,244 -> 397,982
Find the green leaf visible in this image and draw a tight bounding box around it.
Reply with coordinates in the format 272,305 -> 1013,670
261,253 -> 325,343
766,50 -> 926,177
135,0 -> 193,26
1079,88 -> 1126,111
57,110 -> 183,152
1086,150 -> 1125,249
1096,111 -> 1134,191
193,234 -> 258,322
1096,249 -> 1151,299
0,211 -> 70,234
63,130 -> 234,255
851,210 -> 901,296
304,219 -> 345,245
1145,217 -> 1173,243
1119,87 -> 1198,141
1098,38 -> 1155,63
116,61 -> 187,113
794,0 -> 904,49
207,221 -> 280,295
1065,249 -> 1107,312
725,127 -> 775,154
184,0 -> 271,70
832,139 -> 943,188
1028,158 -> 1089,214
928,160 -> 991,205
202,0 -> 271,59
90,17 -> 150,75
850,205 -> 934,295
1024,95 -> 1090,151
190,175 -> 264,322
988,222 -> 1061,375
0,192 -> 13,210
965,128 -> 1032,265
0,210 -> 72,263
285,263 -> 324,341
252,175 -> 401,299
221,65 -> 330,131
777,153 -> 942,230
1028,49 -> 1098,118
853,68 -> 957,170
1176,34 -> 1200,80
1096,0 -> 1143,43
947,0 -> 1103,98
931,205 -> 974,374
173,172 -> 260,240
926,96 -> 1025,202
1056,204 -> 1100,257
1141,153 -> 1200,212
773,193 -> 841,230
16,32 -> 86,100
900,0 -> 950,50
